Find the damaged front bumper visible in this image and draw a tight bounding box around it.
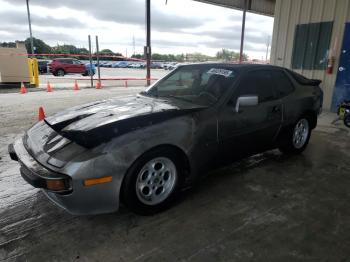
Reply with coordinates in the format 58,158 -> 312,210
8,139 -> 72,194
9,137 -> 121,215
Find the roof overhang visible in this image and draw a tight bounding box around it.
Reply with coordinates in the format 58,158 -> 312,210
194,0 -> 275,17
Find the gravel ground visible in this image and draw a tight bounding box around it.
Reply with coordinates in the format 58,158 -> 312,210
1,87 -> 350,261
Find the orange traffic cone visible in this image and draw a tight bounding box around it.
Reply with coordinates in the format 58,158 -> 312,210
74,80 -> 80,91
96,80 -> 102,89
20,82 -> 27,94
38,107 -> 46,121
47,81 -> 53,92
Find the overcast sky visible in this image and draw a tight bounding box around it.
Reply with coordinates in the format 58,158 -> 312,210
0,0 -> 274,59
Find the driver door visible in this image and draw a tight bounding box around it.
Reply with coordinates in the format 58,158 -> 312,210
218,69 -> 283,162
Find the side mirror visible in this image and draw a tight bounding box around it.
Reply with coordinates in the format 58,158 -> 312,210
235,95 -> 258,113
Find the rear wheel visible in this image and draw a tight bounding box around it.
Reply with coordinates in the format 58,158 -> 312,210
56,69 -> 65,76
279,118 -> 311,154
121,148 -> 184,215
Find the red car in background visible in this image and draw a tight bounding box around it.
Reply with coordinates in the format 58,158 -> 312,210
48,58 -> 94,76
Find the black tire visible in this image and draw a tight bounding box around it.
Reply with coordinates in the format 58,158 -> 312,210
344,114 -> 350,128
279,117 -> 311,155
83,70 -> 95,76
121,147 -> 184,215
56,69 -> 65,77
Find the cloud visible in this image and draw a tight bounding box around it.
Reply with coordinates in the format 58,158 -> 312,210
0,9 -> 86,29
4,0 -> 204,32
1,0 -> 273,58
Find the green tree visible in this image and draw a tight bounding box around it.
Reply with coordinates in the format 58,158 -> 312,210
24,37 -> 52,54
132,54 -> 143,59
99,49 -> 115,55
52,44 -> 79,54
97,49 -> 123,60
0,42 -> 16,48
216,48 -> 248,61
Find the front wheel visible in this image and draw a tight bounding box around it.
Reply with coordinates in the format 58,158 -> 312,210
279,118 -> 311,154
344,114 -> 350,128
82,70 -> 95,76
121,148 -> 183,215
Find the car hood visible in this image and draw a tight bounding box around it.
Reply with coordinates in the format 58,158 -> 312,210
44,95 -> 205,148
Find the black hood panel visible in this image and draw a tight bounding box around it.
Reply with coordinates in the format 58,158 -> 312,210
45,95 -> 204,148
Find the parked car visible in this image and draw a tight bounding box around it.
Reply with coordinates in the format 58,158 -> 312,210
164,62 -> 178,70
128,62 -> 144,69
83,62 -> 96,76
151,62 -> 163,69
38,60 -> 50,74
104,62 -> 114,68
167,63 -> 178,71
114,61 -> 129,68
9,64 -> 323,215
100,61 -> 111,67
48,58 -> 95,76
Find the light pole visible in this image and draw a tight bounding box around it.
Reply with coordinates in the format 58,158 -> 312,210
239,0 -> 247,63
145,0 -> 151,86
26,0 -> 34,55
265,35 -> 271,62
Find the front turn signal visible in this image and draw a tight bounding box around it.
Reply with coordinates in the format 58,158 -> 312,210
83,176 -> 113,186
46,179 -> 68,191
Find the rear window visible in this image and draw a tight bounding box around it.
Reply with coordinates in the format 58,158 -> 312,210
271,70 -> 294,97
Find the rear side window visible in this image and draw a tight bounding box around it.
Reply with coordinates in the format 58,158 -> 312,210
236,70 -> 276,103
271,70 -> 294,97
59,59 -> 72,64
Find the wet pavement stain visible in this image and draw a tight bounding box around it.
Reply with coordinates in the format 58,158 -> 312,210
1,90 -> 350,261
1,129 -> 350,262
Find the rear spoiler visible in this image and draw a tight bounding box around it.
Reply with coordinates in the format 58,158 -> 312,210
308,79 -> 322,86
287,70 -> 322,86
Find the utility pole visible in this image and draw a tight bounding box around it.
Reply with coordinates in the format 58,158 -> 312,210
88,35 -> 93,88
239,0 -> 247,64
145,0 -> 151,86
133,35 -> 136,56
95,35 -> 101,84
26,0 -> 34,55
265,35 -> 271,62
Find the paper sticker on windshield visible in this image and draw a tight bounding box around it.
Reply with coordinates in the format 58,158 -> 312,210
207,68 -> 233,77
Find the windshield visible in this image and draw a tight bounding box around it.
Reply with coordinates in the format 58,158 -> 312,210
143,65 -> 237,106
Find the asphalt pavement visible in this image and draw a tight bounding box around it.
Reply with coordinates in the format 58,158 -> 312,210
1,87 -> 350,261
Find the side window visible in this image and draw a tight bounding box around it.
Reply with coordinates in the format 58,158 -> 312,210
62,59 -> 73,64
271,70 -> 294,97
235,70 -> 276,103
73,60 -> 82,64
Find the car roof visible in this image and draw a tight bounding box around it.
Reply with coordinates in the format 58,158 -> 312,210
178,63 -> 286,72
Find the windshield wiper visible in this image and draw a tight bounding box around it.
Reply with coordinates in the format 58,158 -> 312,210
161,95 -> 193,103
140,91 -> 158,98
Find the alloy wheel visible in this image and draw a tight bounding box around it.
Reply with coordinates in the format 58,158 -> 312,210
293,119 -> 309,149
136,157 -> 177,205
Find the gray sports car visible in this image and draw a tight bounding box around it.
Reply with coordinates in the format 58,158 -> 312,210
9,64 -> 323,215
